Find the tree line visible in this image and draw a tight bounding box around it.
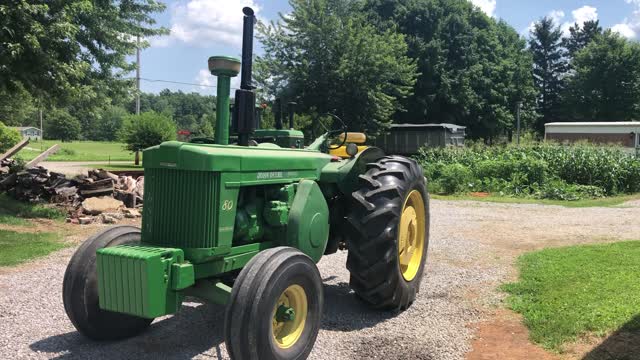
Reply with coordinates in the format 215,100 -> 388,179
1,0 -> 639,144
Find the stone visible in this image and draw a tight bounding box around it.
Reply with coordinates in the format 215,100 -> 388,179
78,217 -> 94,225
102,212 -> 124,220
123,209 -> 141,218
81,196 -> 124,215
100,214 -> 118,224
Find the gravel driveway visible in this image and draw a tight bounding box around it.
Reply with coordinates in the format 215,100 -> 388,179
1,199 -> 639,359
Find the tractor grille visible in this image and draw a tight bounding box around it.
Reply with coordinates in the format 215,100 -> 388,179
142,168 -> 219,248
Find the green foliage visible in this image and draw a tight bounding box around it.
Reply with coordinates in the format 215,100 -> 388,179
365,0 -> 537,140
91,106 -> 128,141
133,90 -> 216,134
437,164 -> 473,194
0,0 -> 167,106
416,143 -> 640,198
0,122 -> 22,152
119,111 -> 176,152
563,31 -> 640,122
503,241 -> 640,350
256,0 -> 418,136
529,17 -> 568,132
563,20 -> 603,58
44,108 -> 81,142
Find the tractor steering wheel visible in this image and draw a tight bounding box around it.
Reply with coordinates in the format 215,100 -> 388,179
319,113 -> 348,150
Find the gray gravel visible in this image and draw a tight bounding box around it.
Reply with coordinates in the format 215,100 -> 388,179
2,199 -> 638,359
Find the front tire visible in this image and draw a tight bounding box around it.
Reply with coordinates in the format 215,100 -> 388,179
62,226 -> 153,340
346,155 -> 430,310
224,247 -> 323,360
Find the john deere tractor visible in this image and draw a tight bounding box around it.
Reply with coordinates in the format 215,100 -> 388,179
63,7 -> 430,360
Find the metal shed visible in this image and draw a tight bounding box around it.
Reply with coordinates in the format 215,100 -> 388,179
373,123 -> 466,155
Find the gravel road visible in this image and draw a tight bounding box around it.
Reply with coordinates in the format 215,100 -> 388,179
1,199 -> 639,360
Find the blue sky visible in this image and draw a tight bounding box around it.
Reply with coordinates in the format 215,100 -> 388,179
137,0 -> 640,95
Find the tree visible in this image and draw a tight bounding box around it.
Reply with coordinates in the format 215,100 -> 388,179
0,122 -> 21,153
256,0 -> 418,136
364,0 -> 537,141
119,111 -> 176,152
45,108 -> 81,142
0,1 -> 167,105
564,20 -> 603,58
563,31 -> 640,122
91,106 -> 128,141
529,17 -> 568,132
0,86 -> 37,127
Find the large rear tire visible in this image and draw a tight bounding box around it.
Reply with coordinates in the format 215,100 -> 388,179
346,155 -> 430,310
62,226 -> 154,340
224,247 -> 323,360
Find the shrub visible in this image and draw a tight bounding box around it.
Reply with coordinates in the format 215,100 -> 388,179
0,122 -> 21,153
437,164 -> 474,194
119,111 -> 177,152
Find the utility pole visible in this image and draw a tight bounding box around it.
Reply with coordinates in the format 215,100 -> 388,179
39,108 -> 43,150
516,101 -> 522,147
136,34 -> 141,115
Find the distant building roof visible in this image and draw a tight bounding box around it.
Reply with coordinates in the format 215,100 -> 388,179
545,122 -> 640,127
11,126 -> 41,131
390,123 -> 466,130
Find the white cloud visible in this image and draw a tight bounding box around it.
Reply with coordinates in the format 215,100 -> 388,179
155,0 -> 261,48
610,0 -> 640,39
612,23 -> 636,38
469,0 -> 496,17
525,6 -> 599,37
194,68 -> 241,94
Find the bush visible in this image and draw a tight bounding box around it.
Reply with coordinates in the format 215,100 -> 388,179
119,111 -> 176,152
0,122 -> 21,153
437,164 -> 474,194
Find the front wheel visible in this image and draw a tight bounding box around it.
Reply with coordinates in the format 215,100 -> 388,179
224,247 -> 323,360
62,226 -> 154,340
346,155 -> 430,310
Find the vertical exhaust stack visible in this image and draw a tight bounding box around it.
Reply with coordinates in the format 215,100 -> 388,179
288,102 -> 297,129
234,7 -> 257,146
274,98 -> 283,130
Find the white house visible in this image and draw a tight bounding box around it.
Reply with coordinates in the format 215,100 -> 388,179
11,127 -> 42,141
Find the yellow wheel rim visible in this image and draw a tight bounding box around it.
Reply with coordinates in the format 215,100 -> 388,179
271,284 -> 308,349
398,190 -> 426,281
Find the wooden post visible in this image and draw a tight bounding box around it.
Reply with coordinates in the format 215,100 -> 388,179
25,144 -> 60,168
0,139 -> 29,161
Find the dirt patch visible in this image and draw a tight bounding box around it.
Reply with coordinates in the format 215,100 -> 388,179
467,309 -> 559,360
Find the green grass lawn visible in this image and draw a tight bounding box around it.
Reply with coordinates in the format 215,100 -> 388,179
503,240 -> 640,351
14,140 -> 134,162
92,163 -> 143,171
431,193 -> 640,208
0,194 -> 67,266
0,230 -> 66,266
0,194 -> 66,224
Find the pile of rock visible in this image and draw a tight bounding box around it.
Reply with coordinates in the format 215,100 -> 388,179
0,160 -> 144,225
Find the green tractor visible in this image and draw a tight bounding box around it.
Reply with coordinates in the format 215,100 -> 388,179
63,7 -> 430,359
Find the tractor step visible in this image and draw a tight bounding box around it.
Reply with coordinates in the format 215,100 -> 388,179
96,245 -> 194,318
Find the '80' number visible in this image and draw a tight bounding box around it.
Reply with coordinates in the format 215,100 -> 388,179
222,200 -> 234,211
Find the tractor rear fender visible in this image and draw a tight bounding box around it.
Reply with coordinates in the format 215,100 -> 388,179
319,146 -> 386,196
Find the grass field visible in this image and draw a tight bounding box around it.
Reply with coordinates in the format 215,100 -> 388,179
0,195 -> 67,266
431,193 -> 640,208
0,230 -> 65,267
14,140 -> 134,162
503,240 -> 640,351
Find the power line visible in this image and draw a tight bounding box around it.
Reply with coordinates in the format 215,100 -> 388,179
135,77 -> 239,90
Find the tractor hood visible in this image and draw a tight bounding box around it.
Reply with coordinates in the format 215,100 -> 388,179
143,141 -> 333,174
